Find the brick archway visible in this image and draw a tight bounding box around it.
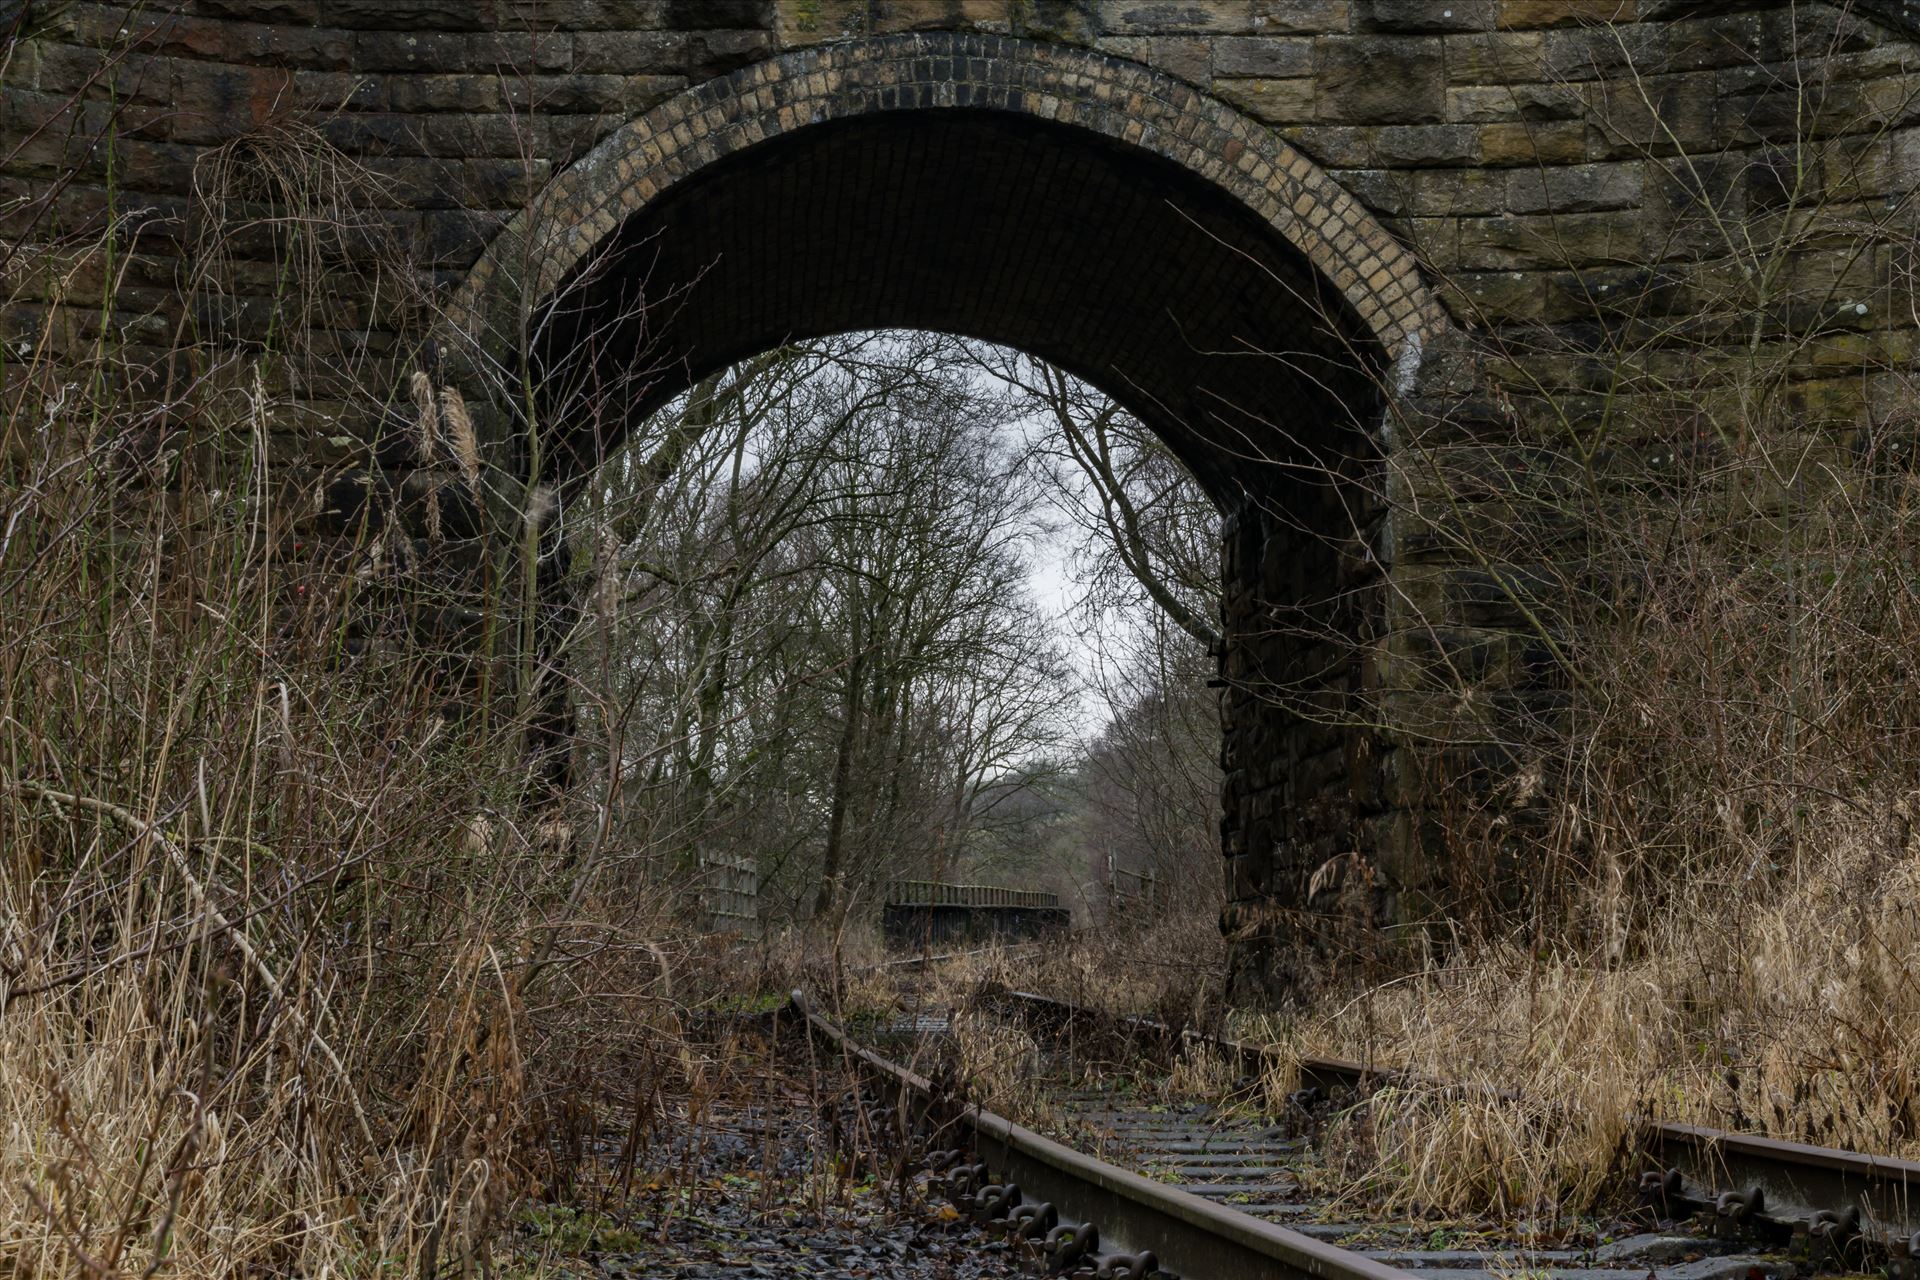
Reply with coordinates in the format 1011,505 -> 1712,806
446,32 -> 1449,489
443,32 -> 1452,999
449,33 -> 1444,379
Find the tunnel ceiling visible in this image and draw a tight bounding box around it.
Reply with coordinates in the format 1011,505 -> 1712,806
530,108 -> 1387,504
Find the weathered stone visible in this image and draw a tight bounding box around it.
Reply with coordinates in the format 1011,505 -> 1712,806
1314,36 -> 1446,122
1538,265 -> 1691,323
320,0 -> 504,29
9,1 -> 1918,1007
1331,168 -> 1418,216
1213,34 -> 1312,77
1506,159 -> 1645,213
1361,0 -> 1495,32
68,8 -> 354,69
686,28 -> 776,76
1446,30 -> 1547,82
572,29 -> 690,74
1440,270 -> 1547,322
1146,35 -> 1213,83
350,29 -> 574,73
1456,211 -> 1644,269
1373,123 -> 1481,164
1498,0 -> 1637,29
1477,119 -> 1587,164
1581,71 -> 1719,156
384,74 -> 509,113
1285,123 -> 1477,166
1098,1 -> 1257,34
192,0 -> 326,21
774,0 -> 869,42
1412,167 -> 1509,216
1213,76 -> 1314,121
1250,0 -> 1353,34
1445,81 -> 1585,124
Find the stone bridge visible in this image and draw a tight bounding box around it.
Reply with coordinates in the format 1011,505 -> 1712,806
7,1 -> 1917,1000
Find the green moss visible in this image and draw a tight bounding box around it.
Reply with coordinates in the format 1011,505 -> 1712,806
518,1204 -> 648,1255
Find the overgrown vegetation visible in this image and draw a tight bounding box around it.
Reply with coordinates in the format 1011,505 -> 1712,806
0,97 -> 722,1272
1300,23 -> 1920,1214
11,2 -> 1920,1267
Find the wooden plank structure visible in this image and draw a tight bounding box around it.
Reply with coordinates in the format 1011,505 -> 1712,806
881,879 -> 1069,948
700,850 -> 760,936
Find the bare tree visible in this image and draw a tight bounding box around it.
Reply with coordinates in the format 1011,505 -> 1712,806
569,333 -> 1076,928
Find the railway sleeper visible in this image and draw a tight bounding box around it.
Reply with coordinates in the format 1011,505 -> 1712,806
991,988 -> 1920,1280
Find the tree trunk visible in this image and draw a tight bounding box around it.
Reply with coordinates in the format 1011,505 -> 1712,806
814,647 -> 865,921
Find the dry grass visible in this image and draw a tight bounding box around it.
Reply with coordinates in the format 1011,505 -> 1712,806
0,402 -> 718,1271
1223,821 -> 1920,1222
1014,906 -> 1229,1031
996,809 -> 1920,1224
1159,1041 -> 1240,1104
0,115 -> 724,1275
949,1004 -> 1054,1127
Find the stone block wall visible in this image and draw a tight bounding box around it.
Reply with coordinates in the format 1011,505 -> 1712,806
6,0 -> 1917,999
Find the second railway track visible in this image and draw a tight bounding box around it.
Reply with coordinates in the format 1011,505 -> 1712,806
793,977 -> 1920,1280
982,987 -> 1920,1276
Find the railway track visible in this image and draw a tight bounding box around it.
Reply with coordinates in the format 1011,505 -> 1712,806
982,988 -> 1920,1277
792,980 -> 1920,1280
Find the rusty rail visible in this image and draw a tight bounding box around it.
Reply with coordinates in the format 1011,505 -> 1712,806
982,987 -> 1920,1271
790,990 -> 1427,1280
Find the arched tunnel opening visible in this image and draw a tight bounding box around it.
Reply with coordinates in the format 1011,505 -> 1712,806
508,102 -> 1402,995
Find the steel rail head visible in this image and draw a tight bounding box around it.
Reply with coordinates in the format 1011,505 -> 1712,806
981,987 -> 1920,1259
790,988 -> 1429,1280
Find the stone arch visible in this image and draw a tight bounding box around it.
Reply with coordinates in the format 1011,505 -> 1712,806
450,33 -> 1443,353
439,32 -> 1454,994
444,31 -> 1449,494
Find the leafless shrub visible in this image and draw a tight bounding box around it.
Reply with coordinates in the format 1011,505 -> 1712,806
0,95 -> 713,1274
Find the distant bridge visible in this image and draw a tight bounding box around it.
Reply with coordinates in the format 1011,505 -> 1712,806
881,880 -> 1069,949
